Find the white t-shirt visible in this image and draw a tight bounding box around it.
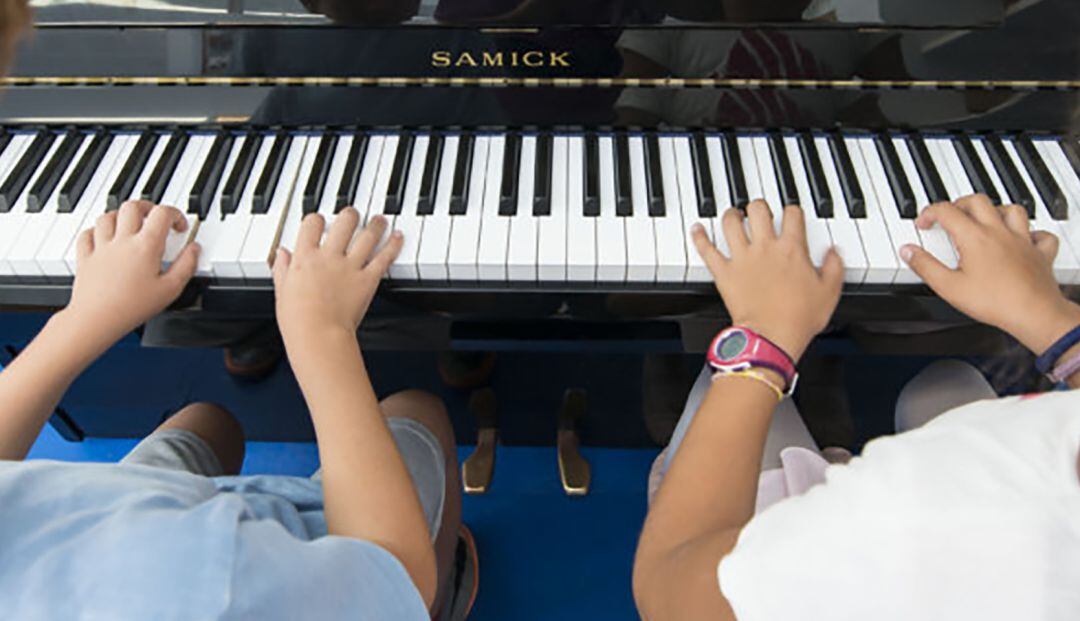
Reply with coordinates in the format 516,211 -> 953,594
719,390 -> 1080,621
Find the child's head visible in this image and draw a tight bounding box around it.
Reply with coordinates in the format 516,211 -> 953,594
1,0 -> 31,75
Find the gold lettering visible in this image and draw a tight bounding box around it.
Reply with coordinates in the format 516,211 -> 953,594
482,52 -> 504,67
522,51 -> 543,67
455,52 -> 478,67
549,52 -> 571,67
431,51 -> 451,67
510,51 -> 520,67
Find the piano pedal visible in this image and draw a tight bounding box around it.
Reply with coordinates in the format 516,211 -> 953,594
461,387 -> 497,495
557,389 -> 591,497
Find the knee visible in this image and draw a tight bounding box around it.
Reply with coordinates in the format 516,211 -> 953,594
165,402 -> 246,473
896,360 -> 992,432
380,390 -> 454,450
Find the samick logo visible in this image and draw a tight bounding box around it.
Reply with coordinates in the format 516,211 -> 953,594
431,50 -> 572,68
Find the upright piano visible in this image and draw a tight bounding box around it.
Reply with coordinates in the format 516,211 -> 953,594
2,0 -> 1079,353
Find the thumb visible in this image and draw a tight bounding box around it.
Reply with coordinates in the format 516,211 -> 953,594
272,247 -> 291,291
162,242 -> 199,294
820,247 -> 845,298
900,244 -> 954,291
1031,231 -> 1059,264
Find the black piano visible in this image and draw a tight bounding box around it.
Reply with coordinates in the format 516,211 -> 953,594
2,0 -> 1079,368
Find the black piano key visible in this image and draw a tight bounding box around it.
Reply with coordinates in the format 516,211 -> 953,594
721,133 -> 749,209
449,134 -> 473,216
615,133 -> 632,216
533,134 -> 552,216
0,129 -> 56,212
767,132 -> 799,208
108,132 -> 155,210
691,134 -> 716,218
303,134 -> 337,215
0,130 -> 10,161
188,131 -> 232,220
953,135 -> 1000,205
874,133 -> 917,218
1017,135 -> 1067,220
417,135 -> 442,216
28,129 -> 80,212
797,132 -> 832,217
384,133 -> 414,215
827,133 -> 865,218
584,134 -> 600,217
499,133 -> 520,216
907,134 -> 950,205
141,130 -> 189,204
59,130 -> 111,213
1061,139 -> 1080,183
252,132 -> 292,214
645,135 -> 664,217
985,135 -> 1034,217
220,132 -> 259,215
337,133 -> 368,212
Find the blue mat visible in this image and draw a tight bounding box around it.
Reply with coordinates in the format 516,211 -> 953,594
29,425 -> 655,621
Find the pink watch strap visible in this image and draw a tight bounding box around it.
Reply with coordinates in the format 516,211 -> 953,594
1048,349 -> 1080,384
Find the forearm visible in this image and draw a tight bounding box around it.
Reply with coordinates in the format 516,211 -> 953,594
634,375 -> 778,620
287,329 -> 437,607
1008,298 -> 1080,389
0,310 -> 111,460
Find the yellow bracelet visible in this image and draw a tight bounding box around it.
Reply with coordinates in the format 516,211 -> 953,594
711,369 -> 785,402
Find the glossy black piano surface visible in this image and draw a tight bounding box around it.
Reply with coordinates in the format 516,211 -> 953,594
1,0 -> 1078,347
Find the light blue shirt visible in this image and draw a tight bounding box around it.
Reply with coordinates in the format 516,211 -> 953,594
0,460 -> 429,620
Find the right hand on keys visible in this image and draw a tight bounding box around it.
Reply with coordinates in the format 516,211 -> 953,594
272,208 -> 402,345
901,194 -> 1080,353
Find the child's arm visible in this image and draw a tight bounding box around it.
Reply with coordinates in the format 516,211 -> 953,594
0,201 -> 199,460
902,195 -> 1080,388
633,201 -> 844,621
271,210 -> 439,609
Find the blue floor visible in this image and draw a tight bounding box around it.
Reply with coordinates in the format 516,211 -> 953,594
29,424 -> 656,621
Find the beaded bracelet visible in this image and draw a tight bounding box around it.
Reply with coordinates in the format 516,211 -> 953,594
711,368 -> 785,402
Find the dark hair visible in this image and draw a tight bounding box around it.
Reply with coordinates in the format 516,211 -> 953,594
1,0 -> 31,74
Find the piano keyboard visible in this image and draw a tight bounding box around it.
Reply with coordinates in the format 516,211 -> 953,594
2,126 -> 1080,286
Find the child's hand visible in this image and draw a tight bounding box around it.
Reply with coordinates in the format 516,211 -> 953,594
68,201 -> 199,344
272,209 -> 402,345
692,201 -> 844,361
901,194 -> 1080,353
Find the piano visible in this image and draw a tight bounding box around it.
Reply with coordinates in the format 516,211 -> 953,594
2,0 -> 1079,348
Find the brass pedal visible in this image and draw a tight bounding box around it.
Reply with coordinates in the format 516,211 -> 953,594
557,389 -> 591,497
461,387 -> 497,495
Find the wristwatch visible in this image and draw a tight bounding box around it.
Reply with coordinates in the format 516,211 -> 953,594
707,326 -> 799,395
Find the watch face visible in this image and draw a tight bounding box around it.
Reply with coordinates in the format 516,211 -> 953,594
717,331 -> 748,361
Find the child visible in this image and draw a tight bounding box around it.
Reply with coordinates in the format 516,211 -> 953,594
634,195 -> 1080,621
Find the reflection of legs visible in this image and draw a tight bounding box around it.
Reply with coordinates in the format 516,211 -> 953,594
120,402 -> 246,476
895,360 -> 996,433
649,366 -> 818,502
379,390 -> 462,615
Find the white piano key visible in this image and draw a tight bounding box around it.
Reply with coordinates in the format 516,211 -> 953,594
348,135 -> 385,228
40,135 -> 133,276
239,136 -> 310,279
971,137 -> 1014,207
673,136 -> 711,282
654,136 -> 687,282
127,134 -> 169,203
625,136 -> 657,282
750,135 -> 785,235
927,138 -> 975,197
566,136 -> 596,282
0,136 -> 66,275
855,137 -> 922,284
0,134 -> 33,187
596,135 -> 627,282
815,135 -> 877,284
538,136 -> 569,281
476,135 -> 509,281
447,135 -> 490,280
365,134 -> 398,225
782,134 -> 835,269
194,134 -> 247,277
703,135 -> 733,258
417,135 -> 459,280
1002,138 -> 1080,283
158,135 -> 212,265
1035,140 -> 1080,279
8,134 -> 92,276
735,135 -> 764,203
209,133 -> 277,278
839,136 -> 899,284
891,137 -> 958,269
389,134 -> 430,281
279,133 -> 352,255
506,135 -> 539,281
